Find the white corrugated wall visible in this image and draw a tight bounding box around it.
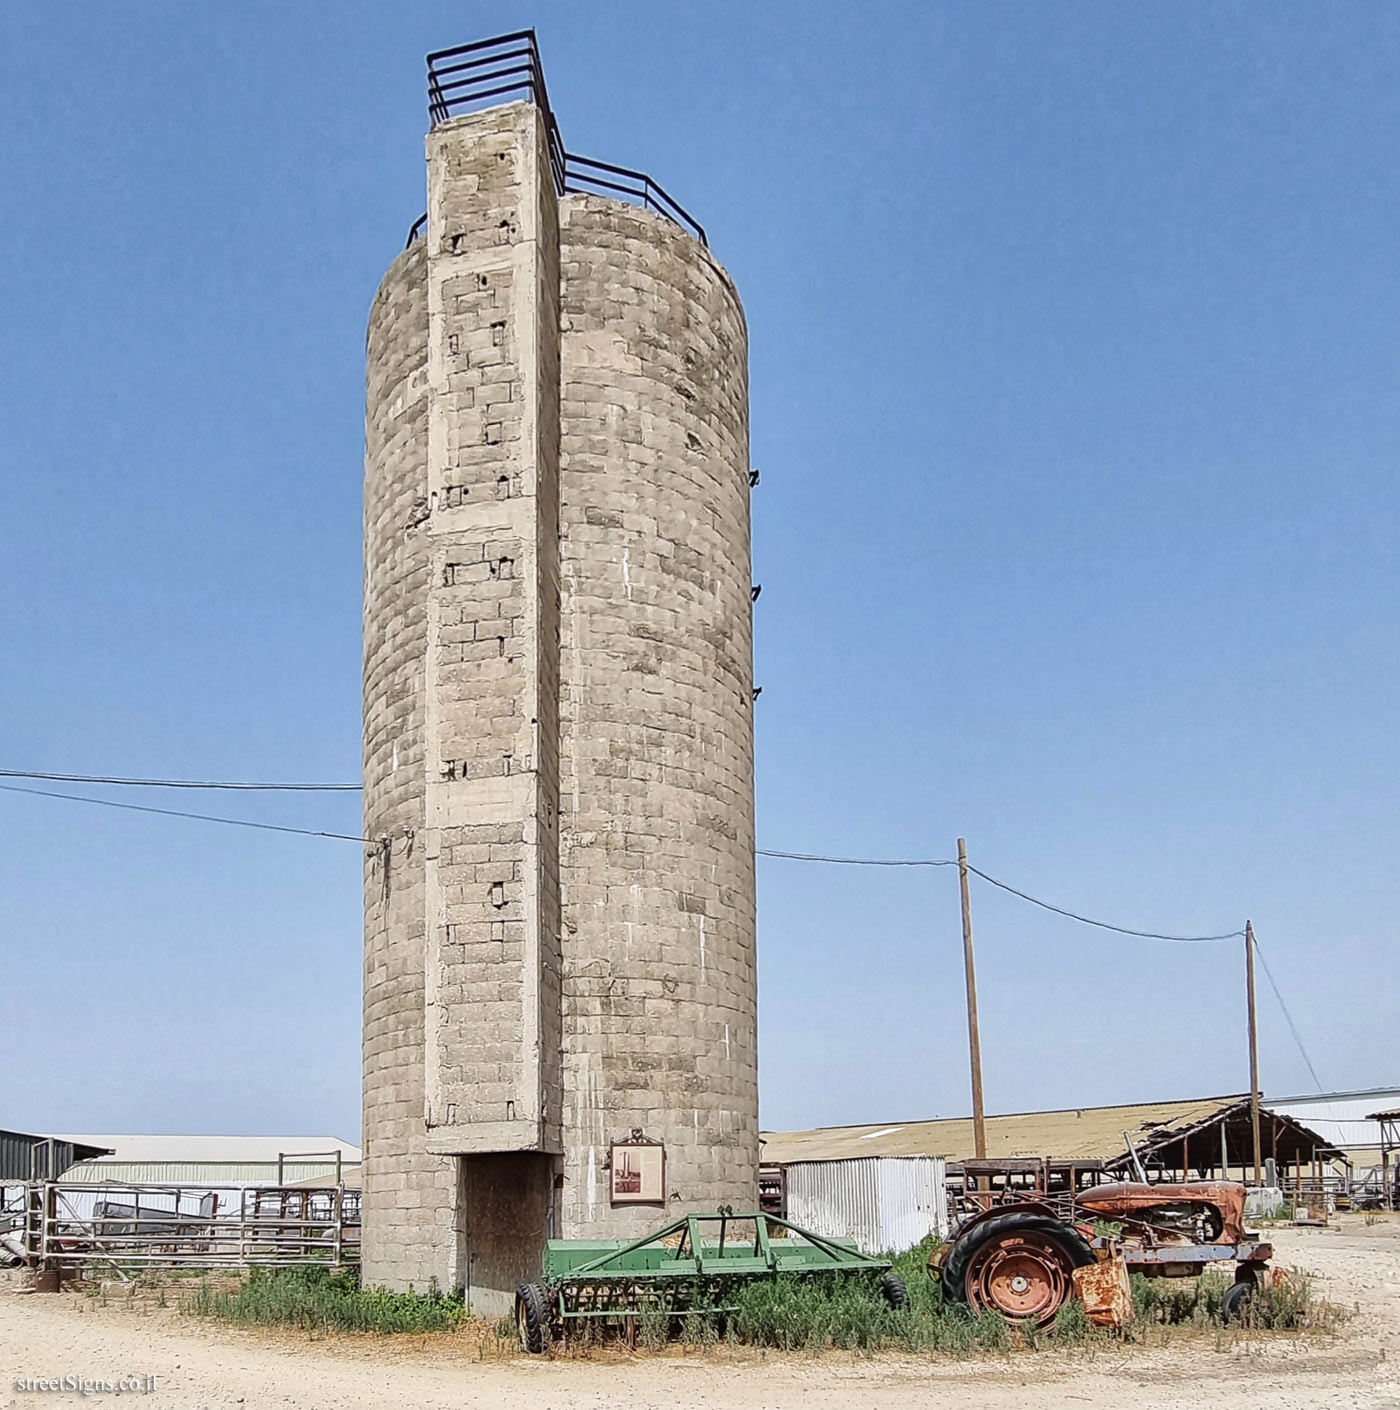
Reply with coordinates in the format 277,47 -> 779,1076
1269,1090 -> 1400,1155
61,1161 -> 356,1186
784,1156 -> 947,1254
876,1156 -> 946,1250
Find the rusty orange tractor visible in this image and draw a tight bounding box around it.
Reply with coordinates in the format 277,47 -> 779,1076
930,1179 -> 1272,1328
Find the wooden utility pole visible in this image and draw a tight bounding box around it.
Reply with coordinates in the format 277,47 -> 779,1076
1245,920 -> 1263,1185
957,838 -> 988,1160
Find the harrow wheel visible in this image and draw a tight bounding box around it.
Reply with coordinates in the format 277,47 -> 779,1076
514,1281 -> 551,1354
942,1213 -> 1094,1329
881,1272 -> 910,1309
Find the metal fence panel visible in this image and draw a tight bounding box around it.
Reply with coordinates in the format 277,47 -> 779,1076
1,1183 -> 360,1275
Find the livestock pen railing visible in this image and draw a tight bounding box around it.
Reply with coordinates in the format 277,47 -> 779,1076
0,1183 -> 359,1278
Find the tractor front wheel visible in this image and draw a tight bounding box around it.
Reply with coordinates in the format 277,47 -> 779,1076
1221,1277 -> 1255,1323
514,1281 -> 551,1354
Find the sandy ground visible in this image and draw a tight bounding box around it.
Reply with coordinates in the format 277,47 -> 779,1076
2,1217 -> 1398,1410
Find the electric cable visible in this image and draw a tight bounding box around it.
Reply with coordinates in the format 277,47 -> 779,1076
2,781 -> 1326,1084
757,849 -> 957,868
962,864 -> 1245,944
760,847 -> 1322,1081
0,763 -> 1334,1094
0,781 -> 371,844
759,847 -> 1241,943
1252,939 -> 1326,1094
0,783 -> 1302,958
0,769 -> 358,792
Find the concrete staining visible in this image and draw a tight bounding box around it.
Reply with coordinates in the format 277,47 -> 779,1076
362,102 -> 757,1309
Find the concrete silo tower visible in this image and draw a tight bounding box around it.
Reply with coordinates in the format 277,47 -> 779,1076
362,33 -> 757,1310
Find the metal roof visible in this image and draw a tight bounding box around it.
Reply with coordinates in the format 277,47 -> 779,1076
761,1094 -> 1338,1168
1264,1089 -> 1400,1154
0,1130 -> 113,1181
60,1160 -> 358,1186
1269,1085 -> 1400,1105
53,1135 -> 360,1164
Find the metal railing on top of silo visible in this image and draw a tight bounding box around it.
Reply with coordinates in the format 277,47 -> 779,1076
410,30 -> 707,250
426,31 -> 567,197
561,154 -> 708,247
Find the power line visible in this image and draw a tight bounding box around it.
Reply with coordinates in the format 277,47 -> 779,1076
0,782 -> 371,844
757,849 -> 957,868
3,777 -> 1326,1097
1252,939 -> 1325,1094
0,769 -> 359,792
963,864 -> 1244,944
760,847 -> 1241,943
0,781 -> 1269,947
761,847 -> 1320,1085
2,782 -> 1324,1079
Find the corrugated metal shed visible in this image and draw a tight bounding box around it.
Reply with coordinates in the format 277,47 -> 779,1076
763,1096 -> 1242,1165
785,1157 -> 947,1255
55,1135 -> 361,1188
0,1130 -> 112,1180
60,1161 -> 356,1185
762,1094 -> 1338,1173
55,1135 -> 361,1163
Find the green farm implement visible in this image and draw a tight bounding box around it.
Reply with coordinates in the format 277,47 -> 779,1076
513,1208 -> 909,1352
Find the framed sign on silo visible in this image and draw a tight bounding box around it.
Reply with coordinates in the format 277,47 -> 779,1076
610,1133 -> 666,1205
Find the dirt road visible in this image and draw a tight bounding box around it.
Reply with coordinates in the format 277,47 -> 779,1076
3,1219 -> 1397,1410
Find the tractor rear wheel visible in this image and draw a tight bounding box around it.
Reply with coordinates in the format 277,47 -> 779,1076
942,1213 -> 1094,1328
514,1281 -> 551,1354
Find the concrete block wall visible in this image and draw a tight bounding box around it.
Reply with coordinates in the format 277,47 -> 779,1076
421,103 -> 562,1158
557,197 -> 758,1236
364,100 -> 756,1309
362,237 -> 464,1292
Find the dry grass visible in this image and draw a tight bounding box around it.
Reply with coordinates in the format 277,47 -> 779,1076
185,1267 -> 473,1335
175,1239 -> 1348,1361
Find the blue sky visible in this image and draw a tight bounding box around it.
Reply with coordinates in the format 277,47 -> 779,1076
2,2 -> 1397,1141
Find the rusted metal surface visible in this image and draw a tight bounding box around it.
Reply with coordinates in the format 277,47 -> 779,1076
938,1179 -> 1272,1326
1073,1252 -> 1134,1328
757,1164 -> 786,1219
964,1228 -> 1078,1327
764,1096 -> 1343,1181
937,1198 -> 1063,1249
1123,1238 -> 1271,1270
1077,1180 -> 1246,1244
957,1157 -> 1105,1221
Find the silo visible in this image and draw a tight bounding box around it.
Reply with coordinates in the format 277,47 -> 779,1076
363,239 -> 455,1293
556,197 -> 757,1236
362,35 -> 757,1309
